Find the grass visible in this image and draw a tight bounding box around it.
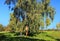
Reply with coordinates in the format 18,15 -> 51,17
46,31 -> 60,39
0,31 -> 60,41
32,31 -> 60,41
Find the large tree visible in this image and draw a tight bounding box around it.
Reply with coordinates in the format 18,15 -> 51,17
4,0 -> 55,33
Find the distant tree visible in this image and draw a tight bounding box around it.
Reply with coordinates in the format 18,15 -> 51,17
0,24 -> 4,31
4,26 -> 11,32
56,23 -> 60,30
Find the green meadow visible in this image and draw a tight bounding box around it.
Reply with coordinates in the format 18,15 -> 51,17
0,31 -> 60,41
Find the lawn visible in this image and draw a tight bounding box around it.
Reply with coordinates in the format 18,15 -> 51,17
32,31 -> 60,41
0,31 -> 60,41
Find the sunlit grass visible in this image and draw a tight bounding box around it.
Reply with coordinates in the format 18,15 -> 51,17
0,31 -> 60,41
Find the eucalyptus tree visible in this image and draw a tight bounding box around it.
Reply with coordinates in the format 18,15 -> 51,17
4,0 -> 55,33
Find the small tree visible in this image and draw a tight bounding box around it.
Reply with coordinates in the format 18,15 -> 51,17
56,23 -> 60,30
0,24 -> 4,31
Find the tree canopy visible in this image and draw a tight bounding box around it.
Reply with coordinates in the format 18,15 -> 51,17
4,0 -> 55,32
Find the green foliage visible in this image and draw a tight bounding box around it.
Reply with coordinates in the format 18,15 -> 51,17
4,0 -> 55,32
7,13 -> 17,32
46,18 -> 51,26
56,23 -> 60,30
0,24 -> 4,31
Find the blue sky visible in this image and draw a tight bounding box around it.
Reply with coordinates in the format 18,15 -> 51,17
0,0 -> 60,29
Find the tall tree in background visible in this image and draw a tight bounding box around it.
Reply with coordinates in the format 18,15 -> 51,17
4,0 -> 55,33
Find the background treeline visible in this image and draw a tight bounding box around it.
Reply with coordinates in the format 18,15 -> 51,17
0,23 -> 60,32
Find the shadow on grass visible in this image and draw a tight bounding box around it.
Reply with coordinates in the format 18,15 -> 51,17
45,34 -> 60,41
0,35 -> 46,41
45,35 -> 55,39
56,39 -> 60,41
